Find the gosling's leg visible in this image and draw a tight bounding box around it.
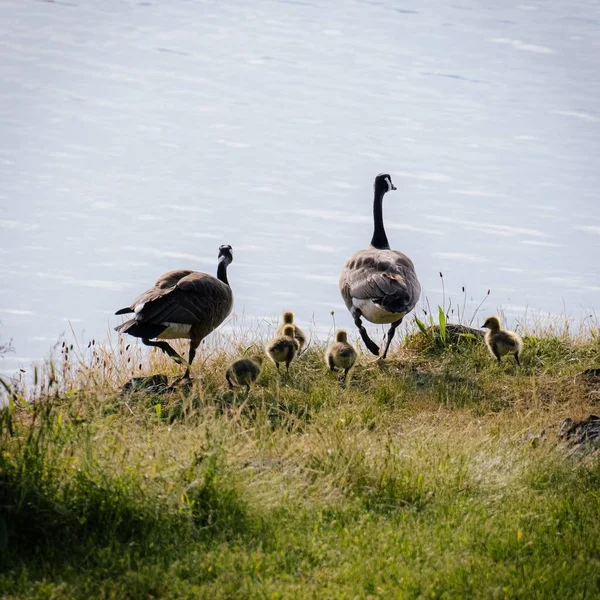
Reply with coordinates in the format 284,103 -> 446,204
328,355 -> 336,372
341,367 -> 350,388
351,308 -> 379,356
491,343 -> 502,364
381,319 -> 402,360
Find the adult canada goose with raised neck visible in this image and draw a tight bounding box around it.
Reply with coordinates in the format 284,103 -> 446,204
339,174 -> 420,359
482,315 -> 522,366
226,355 -> 263,392
114,245 -> 234,379
277,311 -> 306,353
266,324 -> 300,372
325,329 -> 357,384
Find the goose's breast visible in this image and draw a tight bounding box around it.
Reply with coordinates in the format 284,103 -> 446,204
352,299 -> 406,324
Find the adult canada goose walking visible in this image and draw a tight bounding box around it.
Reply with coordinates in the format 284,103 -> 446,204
114,245 -> 234,379
339,174 -> 420,359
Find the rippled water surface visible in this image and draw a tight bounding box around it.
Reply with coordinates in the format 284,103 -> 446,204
1,0 -> 599,373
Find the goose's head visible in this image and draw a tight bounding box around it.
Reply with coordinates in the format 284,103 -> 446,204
482,316 -> 501,331
335,329 -> 348,343
374,173 -> 397,194
218,244 -> 233,265
282,311 -> 295,324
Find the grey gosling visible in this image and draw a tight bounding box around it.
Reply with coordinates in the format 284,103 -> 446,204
226,355 -> 263,392
266,324 -> 300,372
115,245 -> 233,380
325,329 -> 357,384
339,174 -> 421,359
277,310 -> 306,353
482,316 -> 522,366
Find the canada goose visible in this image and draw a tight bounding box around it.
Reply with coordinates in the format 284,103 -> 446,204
114,245 -> 234,379
266,324 -> 300,372
226,355 -> 263,392
481,316 -> 522,365
277,311 -> 306,353
325,329 -> 357,384
339,174 -> 421,359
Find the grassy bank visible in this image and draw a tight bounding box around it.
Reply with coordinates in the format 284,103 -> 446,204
1,322 -> 600,599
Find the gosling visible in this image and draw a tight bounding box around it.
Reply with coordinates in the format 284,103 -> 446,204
277,311 -> 306,354
226,355 -> 263,392
266,324 -> 300,372
325,329 -> 357,384
482,316 -> 523,366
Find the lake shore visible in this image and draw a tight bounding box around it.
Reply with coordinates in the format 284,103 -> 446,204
1,324 -> 599,598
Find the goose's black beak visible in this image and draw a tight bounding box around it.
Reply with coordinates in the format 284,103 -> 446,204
391,184 -> 397,190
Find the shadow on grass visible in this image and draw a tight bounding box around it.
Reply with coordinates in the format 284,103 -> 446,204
0,402 -> 269,575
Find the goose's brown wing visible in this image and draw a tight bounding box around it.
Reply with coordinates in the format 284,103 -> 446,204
115,270 -> 196,315
154,270 -> 196,290
130,272 -> 233,326
340,250 -> 420,313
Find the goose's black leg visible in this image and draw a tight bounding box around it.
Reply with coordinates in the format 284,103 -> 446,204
226,372 -> 233,389
351,308 -> 380,356
142,338 -> 184,364
514,352 -> 521,366
182,338 -> 201,379
381,319 -> 402,360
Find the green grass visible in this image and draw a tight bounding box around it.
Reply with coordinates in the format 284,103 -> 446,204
1,323 -> 600,599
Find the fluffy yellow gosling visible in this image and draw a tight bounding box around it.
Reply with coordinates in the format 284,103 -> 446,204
482,316 -> 522,366
226,355 -> 263,392
325,329 -> 357,384
266,325 -> 300,372
277,311 -> 306,353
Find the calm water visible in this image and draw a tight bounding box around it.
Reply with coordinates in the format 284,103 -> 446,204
1,0 -> 599,374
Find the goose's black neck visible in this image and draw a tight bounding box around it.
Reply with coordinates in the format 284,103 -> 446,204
217,258 -> 230,286
370,187 -> 390,249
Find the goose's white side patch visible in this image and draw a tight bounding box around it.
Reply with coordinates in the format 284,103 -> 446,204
156,323 -> 192,339
352,298 -> 405,324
